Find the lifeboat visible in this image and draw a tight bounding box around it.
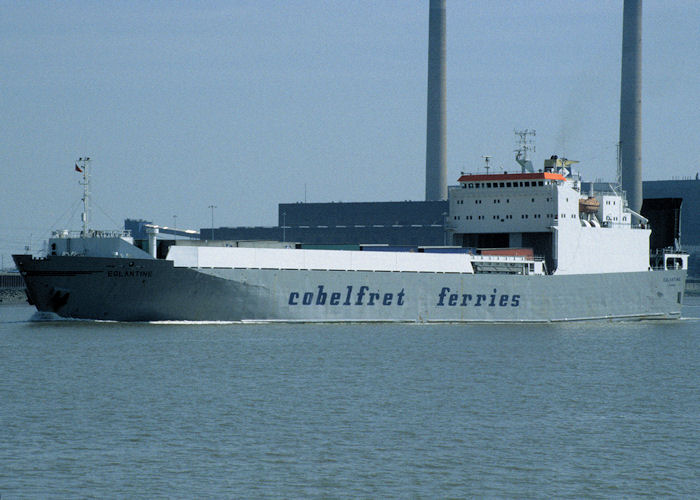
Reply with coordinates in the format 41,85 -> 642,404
579,197 -> 600,214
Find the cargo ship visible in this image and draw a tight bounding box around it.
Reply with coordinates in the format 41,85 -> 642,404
13,154 -> 688,322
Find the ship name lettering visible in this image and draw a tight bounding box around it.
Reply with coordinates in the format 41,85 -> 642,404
436,287 -> 520,307
107,270 -> 153,278
288,285 -> 405,307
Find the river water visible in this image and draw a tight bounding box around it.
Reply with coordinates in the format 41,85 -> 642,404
1,298 -> 698,498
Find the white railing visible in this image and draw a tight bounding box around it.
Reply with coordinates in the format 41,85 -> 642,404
51,229 -> 132,239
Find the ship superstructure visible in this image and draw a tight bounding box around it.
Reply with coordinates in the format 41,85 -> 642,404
449,155 -> 652,276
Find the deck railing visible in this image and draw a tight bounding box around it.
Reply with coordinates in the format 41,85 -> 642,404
51,229 -> 132,239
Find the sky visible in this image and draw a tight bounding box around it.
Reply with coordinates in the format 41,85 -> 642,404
1,0 -> 699,267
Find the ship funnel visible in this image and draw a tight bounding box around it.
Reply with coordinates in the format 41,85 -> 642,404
619,0 -> 643,212
425,0 -> 447,201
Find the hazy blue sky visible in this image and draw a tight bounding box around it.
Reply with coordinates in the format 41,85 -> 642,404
1,1 -> 699,265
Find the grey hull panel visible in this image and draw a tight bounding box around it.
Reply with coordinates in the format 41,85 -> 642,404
13,255 -> 686,322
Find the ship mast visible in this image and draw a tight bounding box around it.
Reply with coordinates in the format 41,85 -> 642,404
514,129 -> 536,173
481,155 -> 492,174
616,141 -> 623,190
76,157 -> 91,237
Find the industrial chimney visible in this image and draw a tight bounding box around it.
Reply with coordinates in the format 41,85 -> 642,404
619,0 -> 643,212
425,0 -> 447,201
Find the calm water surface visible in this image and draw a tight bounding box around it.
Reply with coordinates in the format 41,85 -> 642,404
1,298 -> 699,498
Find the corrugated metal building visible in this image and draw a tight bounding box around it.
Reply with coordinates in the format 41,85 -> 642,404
210,201 -> 450,246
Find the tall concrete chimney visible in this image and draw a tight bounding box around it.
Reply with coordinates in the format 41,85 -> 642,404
425,0 -> 447,201
619,0 -> 643,212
